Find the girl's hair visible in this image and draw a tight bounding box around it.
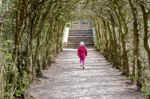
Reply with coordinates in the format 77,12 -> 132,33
80,41 -> 84,46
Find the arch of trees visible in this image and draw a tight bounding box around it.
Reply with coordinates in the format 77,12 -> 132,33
0,0 -> 150,98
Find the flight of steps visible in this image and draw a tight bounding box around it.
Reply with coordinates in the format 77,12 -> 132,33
67,29 -> 94,48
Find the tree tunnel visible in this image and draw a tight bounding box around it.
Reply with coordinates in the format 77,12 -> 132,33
0,0 -> 150,98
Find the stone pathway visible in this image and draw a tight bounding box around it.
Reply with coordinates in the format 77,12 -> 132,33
28,48 -> 145,99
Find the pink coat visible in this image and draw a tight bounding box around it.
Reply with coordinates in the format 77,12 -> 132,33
77,46 -> 87,60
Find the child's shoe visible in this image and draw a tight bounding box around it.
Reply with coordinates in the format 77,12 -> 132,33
83,66 -> 85,69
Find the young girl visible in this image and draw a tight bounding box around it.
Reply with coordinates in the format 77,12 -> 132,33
77,41 -> 87,69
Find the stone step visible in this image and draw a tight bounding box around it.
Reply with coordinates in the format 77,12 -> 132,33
68,29 -> 94,48
69,30 -> 93,36
69,29 -> 93,32
67,41 -> 94,44
69,32 -> 93,36
67,43 -> 94,45
69,35 -> 93,38
67,43 -> 94,48
68,37 -> 94,43
68,41 -> 94,44
69,34 -> 93,36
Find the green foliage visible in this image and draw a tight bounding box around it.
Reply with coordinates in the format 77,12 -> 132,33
65,23 -> 71,27
142,86 -> 150,98
15,71 -> 30,97
127,75 -> 138,82
1,40 -> 18,98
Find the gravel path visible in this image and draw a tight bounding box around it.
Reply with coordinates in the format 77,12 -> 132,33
28,48 -> 145,99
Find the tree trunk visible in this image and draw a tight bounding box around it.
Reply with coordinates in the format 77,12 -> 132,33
140,3 -> 150,68
102,20 -> 109,58
117,5 -> 130,76
129,0 -> 142,90
110,14 -> 118,67
0,53 -> 3,99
